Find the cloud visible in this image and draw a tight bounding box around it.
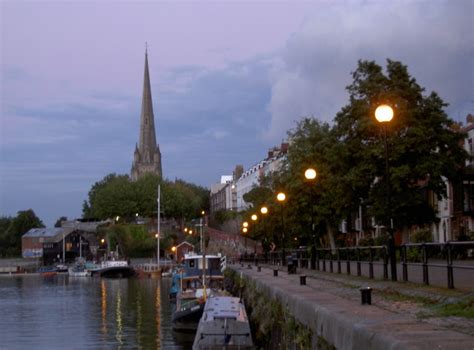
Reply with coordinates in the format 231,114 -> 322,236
264,1 -> 474,142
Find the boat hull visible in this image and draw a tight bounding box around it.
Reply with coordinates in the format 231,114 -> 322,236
91,266 -> 135,278
172,303 -> 205,332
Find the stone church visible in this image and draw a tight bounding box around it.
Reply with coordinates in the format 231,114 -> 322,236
131,49 -> 163,180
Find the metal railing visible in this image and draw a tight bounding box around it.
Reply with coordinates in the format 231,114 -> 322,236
400,241 -> 474,289
240,241 -> 474,289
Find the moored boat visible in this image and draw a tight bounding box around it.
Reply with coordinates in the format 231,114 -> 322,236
68,262 -> 91,277
172,253 -> 226,332
192,296 -> 253,350
38,266 -> 58,277
90,259 -> 135,278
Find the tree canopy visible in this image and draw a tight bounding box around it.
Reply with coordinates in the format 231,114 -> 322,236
243,59 -> 466,249
83,173 -> 210,222
0,209 -> 45,257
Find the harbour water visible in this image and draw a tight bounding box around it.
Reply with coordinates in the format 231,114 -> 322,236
0,274 -> 191,349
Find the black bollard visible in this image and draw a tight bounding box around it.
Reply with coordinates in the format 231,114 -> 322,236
360,287 -> 372,305
273,269 -> 278,277
247,264 -> 252,270
257,266 -> 261,272
300,275 -> 306,285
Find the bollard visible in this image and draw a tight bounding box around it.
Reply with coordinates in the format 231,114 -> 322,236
360,287 -> 372,305
300,275 -> 306,285
257,266 -> 261,272
273,269 -> 278,277
247,264 -> 252,270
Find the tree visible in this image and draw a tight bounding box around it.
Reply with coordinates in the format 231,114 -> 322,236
83,173 -> 210,224
0,209 -> 44,257
54,216 -> 68,228
283,118 -> 345,248
333,59 -> 466,231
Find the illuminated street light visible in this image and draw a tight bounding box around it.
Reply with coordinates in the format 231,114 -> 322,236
277,192 -> 286,202
251,214 -> 257,221
242,227 -> 248,233
171,246 -> 176,252
276,192 -> 286,265
305,167 -> 318,269
375,104 -> 397,281
260,206 -> 269,258
375,104 -> 394,123
243,221 -> 249,228
304,168 -> 317,180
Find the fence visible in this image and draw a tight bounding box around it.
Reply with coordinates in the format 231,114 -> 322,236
240,241 -> 474,289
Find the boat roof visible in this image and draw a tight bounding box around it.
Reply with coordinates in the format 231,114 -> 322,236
203,297 -> 247,321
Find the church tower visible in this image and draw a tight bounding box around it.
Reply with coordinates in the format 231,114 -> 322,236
131,48 -> 162,180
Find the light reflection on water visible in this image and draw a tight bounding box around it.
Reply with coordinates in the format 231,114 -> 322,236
0,274 -> 190,349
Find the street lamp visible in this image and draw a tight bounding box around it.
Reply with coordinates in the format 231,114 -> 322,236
375,104 -> 397,281
305,167 -> 318,269
251,214 -> 257,221
243,221 -> 249,228
277,192 -> 286,265
260,206 -> 269,260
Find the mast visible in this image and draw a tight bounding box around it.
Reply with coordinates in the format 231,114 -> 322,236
157,184 -> 161,267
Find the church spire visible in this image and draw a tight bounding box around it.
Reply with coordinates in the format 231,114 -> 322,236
131,47 -> 162,180
139,47 -> 157,154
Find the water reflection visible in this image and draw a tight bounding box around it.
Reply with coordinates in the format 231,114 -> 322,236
101,279 -> 107,335
156,280 -> 162,349
0,275 -> 183,349
115,286 -> 123,347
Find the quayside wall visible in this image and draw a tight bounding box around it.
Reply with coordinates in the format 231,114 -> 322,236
225,265 -> 473,350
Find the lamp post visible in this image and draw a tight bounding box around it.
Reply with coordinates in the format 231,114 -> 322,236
251,214 -> 258,254
375,104 -> 397,281
242,226 -> 248,254
242,221 -> 249,257
260,206 -> 268,260
277,192 -> 286,265
305,168 -> 317,269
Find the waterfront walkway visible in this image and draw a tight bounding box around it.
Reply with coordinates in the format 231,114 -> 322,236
231,263 -> 474,350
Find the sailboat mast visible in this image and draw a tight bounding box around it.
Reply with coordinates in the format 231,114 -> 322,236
157,184 -> 161,267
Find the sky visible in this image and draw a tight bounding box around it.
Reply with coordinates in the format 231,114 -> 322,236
1,0 -> 473,227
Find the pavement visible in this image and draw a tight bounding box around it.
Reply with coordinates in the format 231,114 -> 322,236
231,262 -> 474,350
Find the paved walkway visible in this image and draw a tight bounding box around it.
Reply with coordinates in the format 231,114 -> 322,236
232,263 -> 474,350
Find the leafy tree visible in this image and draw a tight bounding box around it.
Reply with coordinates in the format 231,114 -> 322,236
54,216 -> 68,227
0,209 -> 44,257
256,59 -> 466,250
333,59 -> 466,231
83,173 -> 210,224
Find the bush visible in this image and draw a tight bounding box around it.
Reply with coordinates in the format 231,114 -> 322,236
358,237 -> 374,246
410,228 -> 432,243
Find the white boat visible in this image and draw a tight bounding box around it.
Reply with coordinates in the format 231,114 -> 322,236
90,259 -> 135,278
193,296 -> 253,349
68,266 -> 91,277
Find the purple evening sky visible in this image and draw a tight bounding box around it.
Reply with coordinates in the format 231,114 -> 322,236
1,0 -> 473,226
